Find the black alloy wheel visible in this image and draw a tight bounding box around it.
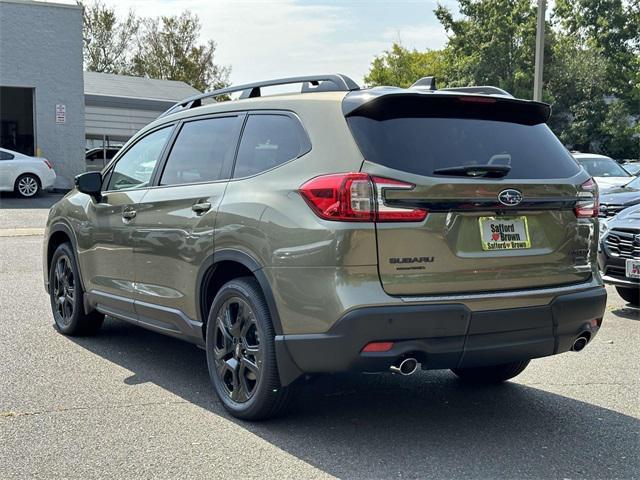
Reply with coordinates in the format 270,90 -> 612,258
49,243 -> 104,336
213,296 -> 263,402
206,277 -> 291,420
52,254 -> 76,327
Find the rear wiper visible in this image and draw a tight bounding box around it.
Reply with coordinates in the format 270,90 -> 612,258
433,164 -> 511,178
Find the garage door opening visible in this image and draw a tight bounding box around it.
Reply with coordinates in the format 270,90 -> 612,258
0,86 -> 35,156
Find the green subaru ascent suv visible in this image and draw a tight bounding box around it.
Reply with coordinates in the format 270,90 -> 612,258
43,75 -> 607,420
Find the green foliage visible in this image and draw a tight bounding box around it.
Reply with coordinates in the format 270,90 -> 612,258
434,0 -> 539,99
80,1 -> 139,74
364,0 -> 639,158
80,2 -> 229,92
129,12 -> 229,92
364,44 -> 449,88
550,0 -> 639,157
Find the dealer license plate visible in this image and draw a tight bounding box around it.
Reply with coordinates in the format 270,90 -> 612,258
626,259 -> 640,279
479,216 -> 531,251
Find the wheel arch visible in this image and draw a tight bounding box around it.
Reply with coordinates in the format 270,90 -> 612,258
197,249 -> 284,337
14,171 -> 42,190
46,222 -> 86,292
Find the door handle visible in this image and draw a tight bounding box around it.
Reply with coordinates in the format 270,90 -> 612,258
192,202 -> 211,215
122,209 -> 137,220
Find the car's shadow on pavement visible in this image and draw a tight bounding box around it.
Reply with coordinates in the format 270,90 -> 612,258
612,305 -> 640,320
70,317 -> 639,480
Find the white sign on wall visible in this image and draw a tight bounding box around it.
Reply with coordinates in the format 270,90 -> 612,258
55,104 -> 66,124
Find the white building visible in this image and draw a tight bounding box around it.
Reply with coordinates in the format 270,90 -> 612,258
84,71 -> 200,152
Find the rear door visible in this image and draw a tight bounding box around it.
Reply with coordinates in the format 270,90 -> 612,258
346,93 -> 594,296
131,113 -> 244,336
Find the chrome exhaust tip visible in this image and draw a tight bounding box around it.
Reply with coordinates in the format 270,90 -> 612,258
571,335 -> 589,352
390,358 -> 420,376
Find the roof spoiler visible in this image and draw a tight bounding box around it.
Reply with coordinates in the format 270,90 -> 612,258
160,74 -> 360,118
343,92 -> 551,125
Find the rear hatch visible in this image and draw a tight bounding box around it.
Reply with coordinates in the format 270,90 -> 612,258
345,92 -> 594,296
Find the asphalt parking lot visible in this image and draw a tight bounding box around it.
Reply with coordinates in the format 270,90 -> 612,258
1,193 -> 638,479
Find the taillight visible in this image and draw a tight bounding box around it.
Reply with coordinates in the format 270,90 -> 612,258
298,173 -> 374,221
371,176 -> 428,221
299,173 -> 428,222
43,159 -> 53,170
574,178 -> 599,218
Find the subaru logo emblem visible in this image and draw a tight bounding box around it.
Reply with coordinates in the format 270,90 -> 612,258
498,189 -> 523,206
635,234 -> 640,245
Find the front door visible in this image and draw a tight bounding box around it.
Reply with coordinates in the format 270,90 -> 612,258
78,125 -> 174,318
132,114 -> 244,338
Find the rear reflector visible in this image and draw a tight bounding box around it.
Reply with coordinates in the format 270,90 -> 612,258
299,173 -> 427,222
574,178 -> 599,218
362,341 -> 394,353
43,159 -> 53,170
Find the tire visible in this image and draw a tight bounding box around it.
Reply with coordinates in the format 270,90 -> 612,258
206,277 -> 292,420
15,173 -> 40,198
49,243 -> 104,336
616,286 -> 639,307
451,360 -> 530,384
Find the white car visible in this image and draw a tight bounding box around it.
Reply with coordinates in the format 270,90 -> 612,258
573,153 -> 632,191
0,147 -> 56,197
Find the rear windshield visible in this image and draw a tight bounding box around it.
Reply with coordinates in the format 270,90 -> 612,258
347,117 -> 581,179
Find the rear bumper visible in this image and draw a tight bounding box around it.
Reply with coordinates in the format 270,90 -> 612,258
41,170 -> 56,190
275,287 -> 607,385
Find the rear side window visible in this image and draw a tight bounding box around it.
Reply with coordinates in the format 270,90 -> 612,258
0,151 -> 14,160
347,117 -> 580,179
160,116 -> 242,185
233,114 -> 310,178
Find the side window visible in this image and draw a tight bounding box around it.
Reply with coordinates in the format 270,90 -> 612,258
233,114 -> 309,178
106,126 -> 172,191
160,116 -> 241,186
0,151 -> 15,160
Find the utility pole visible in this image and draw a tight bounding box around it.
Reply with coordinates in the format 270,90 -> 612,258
533,0 -> 546,101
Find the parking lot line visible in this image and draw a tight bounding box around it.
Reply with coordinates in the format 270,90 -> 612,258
0,228 -> 45,237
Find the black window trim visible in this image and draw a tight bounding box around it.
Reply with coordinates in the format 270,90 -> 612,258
229,110 -> 312,182
150,111 -> 247,190
101,122 -> 176,194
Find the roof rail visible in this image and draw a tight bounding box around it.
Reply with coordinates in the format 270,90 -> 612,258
161,74 -> 360,117
440,86 -> 514,97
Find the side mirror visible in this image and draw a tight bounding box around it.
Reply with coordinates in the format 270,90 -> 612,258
75,171 -> 102,200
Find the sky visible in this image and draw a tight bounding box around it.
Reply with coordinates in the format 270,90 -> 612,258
84,0 -> 459,86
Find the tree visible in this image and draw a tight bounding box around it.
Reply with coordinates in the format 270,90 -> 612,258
364,0 -> 639,158
129,12 -> 229,92
434,0 -> 541,99
364,43 -> 449,88
551,0 -> 640,157
79,1 -> 139,74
